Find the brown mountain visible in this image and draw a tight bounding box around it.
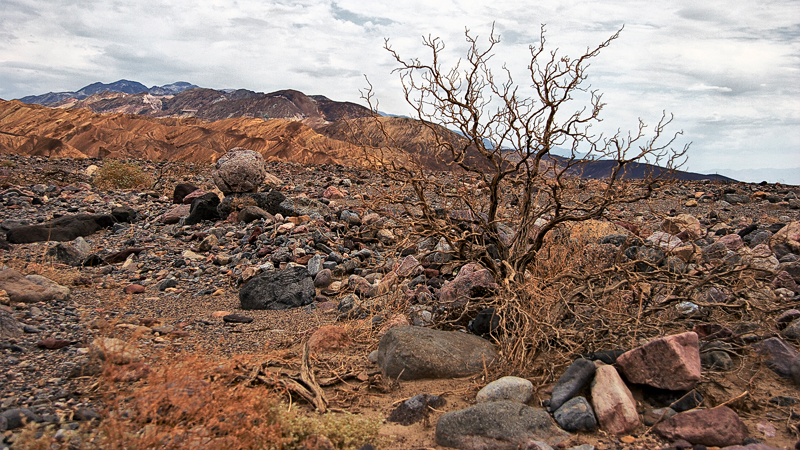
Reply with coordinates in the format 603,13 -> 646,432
50,88 -> 373,130
0,100 -> 376,165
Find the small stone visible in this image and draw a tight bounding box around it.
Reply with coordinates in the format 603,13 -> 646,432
222,314 -> 254,324
124,284 -> 145,294
654,406 -> 748,446
553,396 -> 597,431
616,332 -> 701,391
387,393 -> 446,425
37,338 -> 72,349
590,364 -> 639,435
308,325 -> 350,352
476,376 -> 534,404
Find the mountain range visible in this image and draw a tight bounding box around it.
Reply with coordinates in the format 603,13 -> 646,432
6,79 -> 738,182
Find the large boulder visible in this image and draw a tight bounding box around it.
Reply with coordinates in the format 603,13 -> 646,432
0,269 -> 70,303
654,406 -> 748,446
771,221 -> 800,259
6,214 -> 116,243
212,147 -> 268,194
615,332 -> 701,391
239,266 -> 315,310
377,326 -> 497,380
435,401 -> 569,449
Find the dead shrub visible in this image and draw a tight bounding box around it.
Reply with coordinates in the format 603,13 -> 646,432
93,160 -> 151,190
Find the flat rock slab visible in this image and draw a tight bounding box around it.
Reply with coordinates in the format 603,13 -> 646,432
654,406 -> 748,446
435,401 -> 569,449
239,266 -> 314,310
616,331 -> 701,391
0,269 -> 70,303
377,326 -> 497,380
6,213 -> 116,243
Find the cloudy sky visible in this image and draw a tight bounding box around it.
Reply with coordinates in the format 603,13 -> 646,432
1,0 -> 798,183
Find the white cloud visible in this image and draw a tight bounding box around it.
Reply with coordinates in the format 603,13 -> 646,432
0,0 -> 798,181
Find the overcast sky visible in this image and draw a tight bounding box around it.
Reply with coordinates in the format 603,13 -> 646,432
1,0 -> 798,183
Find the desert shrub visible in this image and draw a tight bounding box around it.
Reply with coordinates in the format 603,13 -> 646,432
93,160 -> 151,190
11,355 -> 384,450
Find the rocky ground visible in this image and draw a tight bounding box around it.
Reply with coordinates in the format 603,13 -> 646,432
0,154 -> 799,449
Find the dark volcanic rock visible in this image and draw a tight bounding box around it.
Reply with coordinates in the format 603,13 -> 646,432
184,192 -> 221,225
549,358 -> 596,412
239,266 -> 315,310
6,214 -> 116,243
387,393 -> 446,426
217,191 -> 285,218
173,183 -> 199,204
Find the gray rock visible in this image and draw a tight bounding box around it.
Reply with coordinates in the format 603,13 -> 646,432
278,196 -> 331,218
239,266 -> 315,310
0,309 -> 21,339
238,206 -> 272,223
0,269 -> 70,303
307,254 -> 325,277
723,193 -> 750,204
6,213 -> 116,244
1,408 -> 42,429
476,376 -> 533,404
377,326 -> 497,380
753,337 -> 799,377
782,318 -> 800,340
701,350 -> 734,371
387,393 -> 446,425
553,397 -> 597,431
435,401 -> 568,449
212,147 -> 267,194
549,358 -> 596,412
791,356 -> 800,385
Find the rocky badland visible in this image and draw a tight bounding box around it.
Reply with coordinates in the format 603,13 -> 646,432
0,86 -> 798,449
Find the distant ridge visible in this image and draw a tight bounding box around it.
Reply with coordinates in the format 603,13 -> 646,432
18,80 -> 200,105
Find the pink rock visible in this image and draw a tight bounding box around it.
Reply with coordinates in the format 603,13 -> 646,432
717,234 -> 744,250
124,284 -> 145,294
590,364 -> 640,434
308,325 -> 350,353
396,255 -> 422,278
182,189 -> 207,205
654,406 -> 748,446
438,263 -> 498,304
616,332 -> 701,390
322,186 -> 346,199
160,204 -> 190,224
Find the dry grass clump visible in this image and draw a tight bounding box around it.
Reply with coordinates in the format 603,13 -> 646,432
93,160 -> 151,190
13,354 -> 384,450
